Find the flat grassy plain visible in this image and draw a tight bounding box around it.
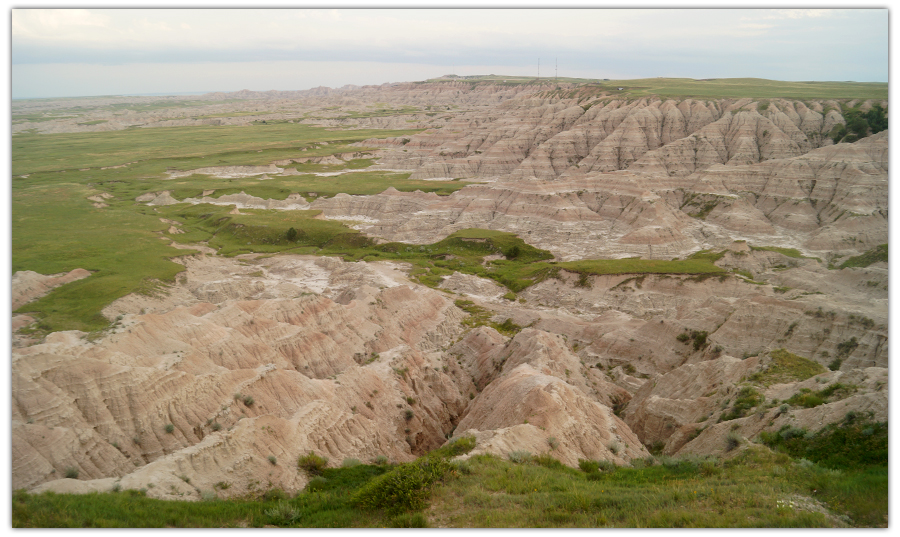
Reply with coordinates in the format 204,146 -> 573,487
430,76 -> 887,100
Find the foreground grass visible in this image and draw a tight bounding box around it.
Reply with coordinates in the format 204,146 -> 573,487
13,446 -> 885,528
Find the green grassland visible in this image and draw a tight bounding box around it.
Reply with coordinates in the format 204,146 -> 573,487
11,122 -> 422,175
11,122 -> 440,332
596,78 -> 887,100
427,76 -> 887,100
13,437 -> 887,528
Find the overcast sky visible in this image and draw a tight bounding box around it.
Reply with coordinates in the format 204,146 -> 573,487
10,5 -> 890,99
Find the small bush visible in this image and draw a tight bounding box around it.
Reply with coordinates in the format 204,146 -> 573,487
262,488 -> 289,502
390,512 -> 429,528
725,431 -> 742,452
298,452 -> 328,476
352,457 -> 452,514
406,396 -> 416,405
404,409 -> 414,421
597,460 -> 617,473
164,423 -> 174,434
268,455 -> 277,465
305,476 -> 328,492
265,501 -> 299,524
828,358 -> 843,371
431,436 -> 476,458
608,441 -> 620,455
63,466 -> 80,479
342,458 -> 362,468
373,455 -> 389,465
242,395 -> 254,407
508,450 -> 532,464
533,453 -> 565,470
578,459 -> 600,473
547,436 -> 559,450
211,422 -> 222,431
676,332 -> 690,343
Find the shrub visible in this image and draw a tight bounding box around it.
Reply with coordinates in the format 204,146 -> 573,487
211,422 -> 222,431
390,512 -> 429,528
720,386 -> 764,421
836,337 -> 859,358
298,452 -> 328,476
533,453 -> 565,470
578,459 -> 600,473
164,423 -> 174,434
305,476 -> 328,492
547,436 -> 559,450
676,332 -> 690,343
373,455 -> 389,465
404,409 -> 414,421
597,460 -> 617,472
608,441 -> 620,455
430,436 -> 476,458
406,396 -> 416,405
341,458 -> 362,468
265,501 -> 299,524
242,395 -> 254,407
64,467 -> 79,479
508,450 -> 532,464
352,457 -> 452,514
725,431 -> 742,452
268,455 -> 277,465
261,488 -> 288,502
828,358 -> 843,371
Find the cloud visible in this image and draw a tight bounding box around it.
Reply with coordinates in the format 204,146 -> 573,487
767,9 -> 835,20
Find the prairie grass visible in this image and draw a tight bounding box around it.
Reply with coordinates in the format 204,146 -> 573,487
839,244 -> 887,269
749,245 -> 822,263
13,445 -> 885,528
748,349 -> 827,387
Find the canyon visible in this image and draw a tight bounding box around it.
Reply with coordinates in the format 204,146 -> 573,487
11,78 -> 888,503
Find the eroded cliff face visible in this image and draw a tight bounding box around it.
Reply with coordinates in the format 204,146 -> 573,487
12,83 -> 888,498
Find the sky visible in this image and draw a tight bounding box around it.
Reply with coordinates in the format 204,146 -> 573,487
7,4 -> 892,99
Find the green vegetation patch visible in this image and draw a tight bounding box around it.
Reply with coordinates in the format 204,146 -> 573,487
759,415 -> 886,470
830,103 -> 888,144
749,245 -> 822,263
12,122 -> 423,176
593,78 -> 887,100
748,349 -> 827,387
839,244 -> 887,269
455,300 -> 524,337
720,386 -> 764,421
555,249 -> 726,280
785,383 -> 857,409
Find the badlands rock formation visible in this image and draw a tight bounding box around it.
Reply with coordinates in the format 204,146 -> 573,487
12,81 -> 888,499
